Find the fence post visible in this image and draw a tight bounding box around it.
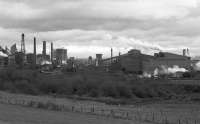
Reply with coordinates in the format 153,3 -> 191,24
165,117 -> 168,124
178,119 -> 181,124
152,112 -> 155,122
126,112 -> 129,119
91,106 -> 94,113
72,106 -> 74,112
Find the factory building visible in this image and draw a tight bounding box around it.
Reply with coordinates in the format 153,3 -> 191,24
95,54 -> 103,66
102,49 -> 192,74
54,49 -> 67,65
88,56 -> 93,65
26,53 -> 34,65
36,54 -> 50,65
15,52 -> 26,67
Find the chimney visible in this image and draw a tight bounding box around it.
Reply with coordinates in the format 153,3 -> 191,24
187,48 -> 190,56
111,48 -> 113,63
33,37 -> 36,66
21,33 -> 26,65
21,33 -> 25,53
51,42 -> 53,63
183,49 -> 186,56
42,41 -> 46,56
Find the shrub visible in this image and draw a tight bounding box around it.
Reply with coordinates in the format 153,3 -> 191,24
1,68 -> 198,101
14,80 -> 38,95
131,86 -> 149,98
184,85 -> 200,93
2,81 -> 16,92
115,83 -> 132,98
100,81 -> 119,98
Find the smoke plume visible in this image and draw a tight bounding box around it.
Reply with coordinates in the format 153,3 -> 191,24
154,65 -> 188,76
194,61 -> 200,71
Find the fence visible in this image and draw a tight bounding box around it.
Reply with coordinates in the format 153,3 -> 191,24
0,94 -> 199,124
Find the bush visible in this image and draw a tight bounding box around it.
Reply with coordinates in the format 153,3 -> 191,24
2,81 -> 16,92
115,83 -> 132,98
184,85 -> 200,93
1,68 -> 198,101
101,81 -> 119,98
14,80 -> 38,95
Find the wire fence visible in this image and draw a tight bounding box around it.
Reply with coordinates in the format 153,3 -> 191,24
0,94 -> 199,124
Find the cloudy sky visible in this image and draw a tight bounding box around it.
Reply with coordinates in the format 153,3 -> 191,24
0,0 -> 200,58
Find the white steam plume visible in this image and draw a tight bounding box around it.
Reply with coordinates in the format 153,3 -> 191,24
154,65 -> 188,76
194,61 -> 200,71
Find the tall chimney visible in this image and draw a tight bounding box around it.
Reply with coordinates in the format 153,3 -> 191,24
21,33 -> 25,54
21,33 -> 26,65
42,41 -> 46,56
183,49 -> 186,56
187,48 -> 190,56
111,48 -> 113,63
51,42 -> 53,63
33,37 -> 36,66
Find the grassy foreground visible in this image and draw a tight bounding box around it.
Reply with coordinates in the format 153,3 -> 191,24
0,103 -> 135,124
0,91 -> 200,124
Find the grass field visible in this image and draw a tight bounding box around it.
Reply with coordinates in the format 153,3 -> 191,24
0,103 -> 135,124
0,91 -> 200,124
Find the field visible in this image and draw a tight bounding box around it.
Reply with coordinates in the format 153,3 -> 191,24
0,91 -> 200,124
0,103 -> 133,124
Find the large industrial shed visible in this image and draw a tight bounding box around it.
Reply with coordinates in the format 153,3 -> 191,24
102,49 -> 192,74
142,52 -> 191,74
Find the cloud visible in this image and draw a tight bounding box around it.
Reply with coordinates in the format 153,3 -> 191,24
0,1 -> 44,20
0,0 -> 200,58
0,0 -> 199,31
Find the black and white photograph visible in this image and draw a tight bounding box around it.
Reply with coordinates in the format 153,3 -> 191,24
0,0 -> 200,124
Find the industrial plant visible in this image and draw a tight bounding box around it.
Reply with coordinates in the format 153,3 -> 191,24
0,33 -> 68,69
0,33 -> 199,78
101,49 -> 192,77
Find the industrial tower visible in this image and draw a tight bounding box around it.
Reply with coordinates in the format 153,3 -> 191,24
33,37 -> 37,66
21,33 -> 25,54
21,33 -> 26,65
51,42 -> 53,63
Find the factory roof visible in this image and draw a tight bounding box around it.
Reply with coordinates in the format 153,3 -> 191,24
154,52 -> 190,60
102,49 -> 190,62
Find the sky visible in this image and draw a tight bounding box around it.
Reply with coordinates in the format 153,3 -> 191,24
0,0 -> 200,58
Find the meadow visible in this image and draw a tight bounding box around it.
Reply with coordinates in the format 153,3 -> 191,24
0,91 -> 199,124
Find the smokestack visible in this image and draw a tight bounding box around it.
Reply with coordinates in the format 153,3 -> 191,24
42,41 -> 46,56
21,33 -> 25,54
21,33 -> 26,65
33,37 -> 36,66
111,48 -> 113,63
187,48 -> 190,56
51,42 -> 53,63
183,49 -> 186,56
